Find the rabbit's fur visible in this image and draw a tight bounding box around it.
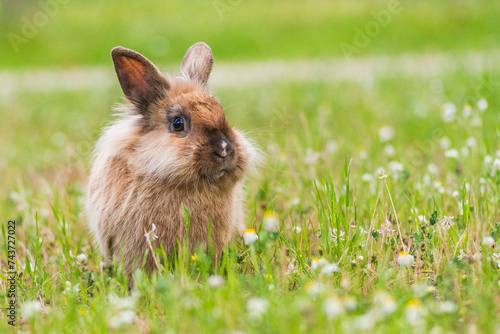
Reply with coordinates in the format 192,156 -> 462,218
87,43 -> 256,274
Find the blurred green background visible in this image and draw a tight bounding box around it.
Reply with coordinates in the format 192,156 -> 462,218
1,0 -> 499,68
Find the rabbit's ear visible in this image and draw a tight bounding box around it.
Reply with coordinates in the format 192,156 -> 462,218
180,42 -> 213,85
111,46 -> 169,112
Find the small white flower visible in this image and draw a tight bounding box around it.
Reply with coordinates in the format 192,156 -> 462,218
379,126 -> 395,142
321,263 -> 340,275
440,137 -> 451,149
465,137 -> 477,148
325,140 -> 338,154
311,258 -> 329,270
304,148 -> 320,165
207,275 -> 224,288
20,301 -> 42,320
477,98 -> 488,111
357,255 -> 364,261
293,225 -> 302,233
323,297 -> 344,320
439,301 -> 457,313
355,312 -> 376,330
108,310 -> 136,328
440,216 -> 455,230
76,254 -> 87,264
482,236 -> 495,247
484,155 -> 493,165
262,211 -> 279,232
243,228 -> 258,245
397,251 -> 414,266
461,147 -> 469,156
470,116 -> 482,127
417,215 -> 428,224
359,150 -> 368,159
306,282 -> 324,297
330,228 -> 345,242
247,297 -> 269,319
444,149 -> 459,159
374,292 -> 397,315
442,102 -> 456,122
405,299 -> 423,325
343,296 -> 357,311
493,158 -> 500,171
428,163 -> 438,174
388,161 -> 404,174
462,104 -> 472,117
384,144 -> 395,156
361,173 -> 374,182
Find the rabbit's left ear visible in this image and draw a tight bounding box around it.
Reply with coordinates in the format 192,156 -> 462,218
180,42 -> 213,85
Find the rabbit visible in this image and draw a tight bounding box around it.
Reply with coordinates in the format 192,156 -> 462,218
86,42 -> 257,276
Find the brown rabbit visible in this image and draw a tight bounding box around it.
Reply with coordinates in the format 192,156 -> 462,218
87,42 -> 257,275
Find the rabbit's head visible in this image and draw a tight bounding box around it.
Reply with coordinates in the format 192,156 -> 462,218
106,43 -> 256,190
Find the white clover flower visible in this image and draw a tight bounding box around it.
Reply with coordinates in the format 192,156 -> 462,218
321,263 -> 340,275
482,236 -> 495,247
76,254 -> 87,264
357,255 -> 364,261
440,137 -> 451,149
484,155 -> 493,165
439,301 -> 457,313
109,310 -> 136,328
388,161 -> 404,174
477,98 -> 488,111
243,228 -> 258,245
20,300 -> 42,320
444,149 -> 459,159
384,145 -> 395,156
462,104 -> 472,117
246,297 -> 269,319
323,297 -> 344,320
304,148 -> 320,165
379,126 -> 395,142
330,228 -> 345,242
361,173 -> 374,182
207,275 -> 224,288
325,140 -> 338,154
397,251 -> 414,267
306,281 -> 324,297
427,163 -> 438,174
343,296 -> 357,311
440,216 -> 455,230
417,215 -> 428,224
465,137 -> 477,148
262,211 -> 279,232
442,102 -> 457,122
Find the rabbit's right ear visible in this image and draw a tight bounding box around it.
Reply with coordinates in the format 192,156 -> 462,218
111,46 -> 170,113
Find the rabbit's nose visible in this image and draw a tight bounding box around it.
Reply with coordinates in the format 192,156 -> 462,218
213,140 -> 234,159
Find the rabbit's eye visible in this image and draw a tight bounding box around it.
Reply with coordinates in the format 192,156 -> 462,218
172,117 -> 185,131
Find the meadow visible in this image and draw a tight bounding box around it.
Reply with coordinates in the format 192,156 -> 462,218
1,1 -> 500,333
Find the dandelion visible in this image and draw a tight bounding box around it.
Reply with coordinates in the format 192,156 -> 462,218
405,299 -> 423,325
262,211 -> 279,232
477,98 -> 488,111
243,228 -> 258,245
247,297 -> 269,319
374,291 -> 397,315
76,254 -> 87,264
444,149 -> 459,159
397,251 -> 414,267
439,216 -> 455,230
207,275 -> 224,288
323,297 -> 344,320
482,236 -> 495,247
20,300 -> 42,320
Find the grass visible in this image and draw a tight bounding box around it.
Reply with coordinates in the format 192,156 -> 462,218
1,64 -> 500,332
1,0 -> 500,68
